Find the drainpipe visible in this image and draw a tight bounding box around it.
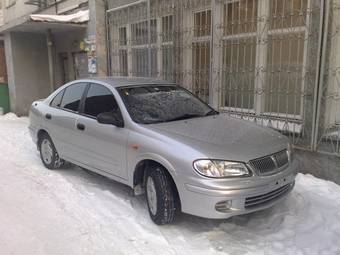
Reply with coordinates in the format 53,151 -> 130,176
46,29 -> 55,93
105,0 -> 111,76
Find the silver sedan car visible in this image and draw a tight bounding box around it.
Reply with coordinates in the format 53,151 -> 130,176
29,77 -> 297,225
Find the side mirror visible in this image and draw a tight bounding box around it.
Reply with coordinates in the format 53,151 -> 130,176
97,111 -> 124,128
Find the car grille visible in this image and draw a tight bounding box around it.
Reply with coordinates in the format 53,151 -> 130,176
244,182 -> 294,209
249,150 -> 289,176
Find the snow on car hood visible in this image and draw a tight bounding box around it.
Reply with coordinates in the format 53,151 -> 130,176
147,113 -> 288,161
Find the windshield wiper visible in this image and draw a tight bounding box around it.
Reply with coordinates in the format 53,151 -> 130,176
166,113 -> 203,122
204,109 -> 219,116
165,110 -> 219,122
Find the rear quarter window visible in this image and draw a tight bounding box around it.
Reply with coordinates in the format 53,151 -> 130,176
60,83 -> 87,112
50,89 -> 65,108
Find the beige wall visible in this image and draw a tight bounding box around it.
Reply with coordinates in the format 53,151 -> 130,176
5,32 -> 50,115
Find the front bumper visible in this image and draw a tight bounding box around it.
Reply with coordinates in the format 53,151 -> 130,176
179,163 -> 297,219
28,125 -> 38,145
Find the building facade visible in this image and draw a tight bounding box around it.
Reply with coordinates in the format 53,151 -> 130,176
106,0 -> 340,158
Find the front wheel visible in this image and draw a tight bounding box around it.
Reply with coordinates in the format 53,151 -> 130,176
145,166 -> 177,225
38,133 -> 65,170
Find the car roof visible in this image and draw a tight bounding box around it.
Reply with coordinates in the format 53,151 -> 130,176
80,77 -> 176,88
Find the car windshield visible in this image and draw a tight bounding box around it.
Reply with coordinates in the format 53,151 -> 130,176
118,85 -> 218,124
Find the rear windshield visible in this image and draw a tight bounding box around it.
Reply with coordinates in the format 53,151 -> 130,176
118,85 -> 218,124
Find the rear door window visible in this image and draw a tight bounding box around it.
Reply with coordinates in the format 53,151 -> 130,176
84,83 -> 119,118
60,83 -> 87,112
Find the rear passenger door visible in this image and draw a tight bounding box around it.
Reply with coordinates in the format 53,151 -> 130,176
75,83 -> 129,180
46,82 -> 87,162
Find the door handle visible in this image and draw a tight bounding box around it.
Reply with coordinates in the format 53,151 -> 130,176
77,123 -> 85,131
45,113 -> 52,120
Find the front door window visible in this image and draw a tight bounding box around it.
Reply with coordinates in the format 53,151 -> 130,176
84,83 -> 121,118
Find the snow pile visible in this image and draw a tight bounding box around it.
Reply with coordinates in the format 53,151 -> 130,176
203,174 -> 340,254
1,112 -> 19,120
0,115 -> 339,254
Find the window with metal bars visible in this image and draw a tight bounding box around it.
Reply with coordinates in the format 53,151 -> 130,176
119,50 -> 128,77
221,0 -> 308,119
162,15 -> 174,81
118,27 -> 128,76
131,20 -> 157,45
192,9 -> 211,103
162,15 -> 173,42
119,27 -> 127,46
130,19 -> 158,77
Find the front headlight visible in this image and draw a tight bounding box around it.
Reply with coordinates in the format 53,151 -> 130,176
193,159 -> 250,178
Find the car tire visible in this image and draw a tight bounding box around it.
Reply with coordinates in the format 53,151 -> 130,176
145,166 -> 177,225
38,133 -> 65,170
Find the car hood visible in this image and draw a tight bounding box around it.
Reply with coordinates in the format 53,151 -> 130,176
145,113 -> 288,162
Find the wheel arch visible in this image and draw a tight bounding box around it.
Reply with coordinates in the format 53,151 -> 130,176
133,159 -> 181,208
37,129 -> 49,144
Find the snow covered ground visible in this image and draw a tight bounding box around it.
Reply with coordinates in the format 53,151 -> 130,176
0,114 -> 340,255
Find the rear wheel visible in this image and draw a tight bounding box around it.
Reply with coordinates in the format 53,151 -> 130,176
145,166 -> 177,225
38,133 -> 65,170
